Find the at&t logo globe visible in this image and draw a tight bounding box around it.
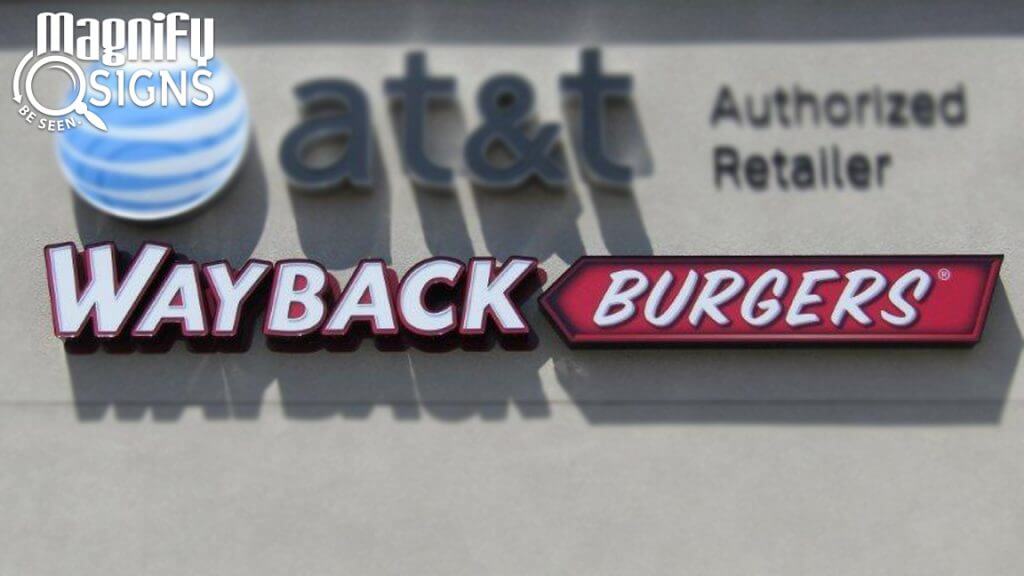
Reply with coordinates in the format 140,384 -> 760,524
11,12 -> 249,220
55,56 -> 249,220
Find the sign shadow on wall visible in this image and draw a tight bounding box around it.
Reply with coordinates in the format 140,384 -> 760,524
72,136 -> 269,266
387,92 -> 474,259
289,136 -> 392,270
552,281 -> 1021,425
62,113 -> 1021,426
563,92 -> 653,256
61,280 -> 1020,425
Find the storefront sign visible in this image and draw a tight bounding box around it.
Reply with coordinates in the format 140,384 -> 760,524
44,242 -> 543,348
281,49 -> 635,192
541,256 -> 1002,345
44,245 -> 1001,349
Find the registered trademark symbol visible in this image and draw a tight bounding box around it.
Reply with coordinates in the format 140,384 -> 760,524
938,268 -> 951,281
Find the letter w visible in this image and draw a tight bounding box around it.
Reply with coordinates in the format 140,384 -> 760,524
45,243 -> 170,338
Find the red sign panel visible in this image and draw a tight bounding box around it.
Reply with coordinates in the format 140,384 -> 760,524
540,256 -> 1002,345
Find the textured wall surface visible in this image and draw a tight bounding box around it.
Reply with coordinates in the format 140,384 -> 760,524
1,2 -> 1022,574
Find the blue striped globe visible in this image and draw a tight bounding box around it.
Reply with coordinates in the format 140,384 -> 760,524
55,57 -> 249,221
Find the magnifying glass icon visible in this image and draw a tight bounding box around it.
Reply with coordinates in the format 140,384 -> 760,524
24,54 -> 107,132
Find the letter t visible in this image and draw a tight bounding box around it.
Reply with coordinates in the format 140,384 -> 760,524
560,48 -> 633,186
384,51 -> 456,188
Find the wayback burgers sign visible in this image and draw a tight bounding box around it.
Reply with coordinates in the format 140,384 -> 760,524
43,244 -> 1002,349
25,19 -> 1003,352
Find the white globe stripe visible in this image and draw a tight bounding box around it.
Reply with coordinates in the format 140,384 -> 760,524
77,92 -> 247,142
59,120 -> 249,177
73,151 -> 243,203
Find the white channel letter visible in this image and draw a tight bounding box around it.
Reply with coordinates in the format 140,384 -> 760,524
399,259 -> 462,334
881,269 -> 933,327
462,258 -> 536,333
593,269 -> 649,328
741,268 -> 789,327
831,269 -> 887,327
265,262 -> 327,335
134,264 -> 207,336
323,261 -> 397,334
643,270 -> 699,328
46,242 -> 169,337
688,270 -> 745,327
205,261 -> 271,336
786,269 -> 840,327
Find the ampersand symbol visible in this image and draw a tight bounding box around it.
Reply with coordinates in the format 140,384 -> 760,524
464,75 -> 567,189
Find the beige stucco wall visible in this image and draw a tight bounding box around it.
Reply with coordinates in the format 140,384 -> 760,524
1,2 -> 1022,574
